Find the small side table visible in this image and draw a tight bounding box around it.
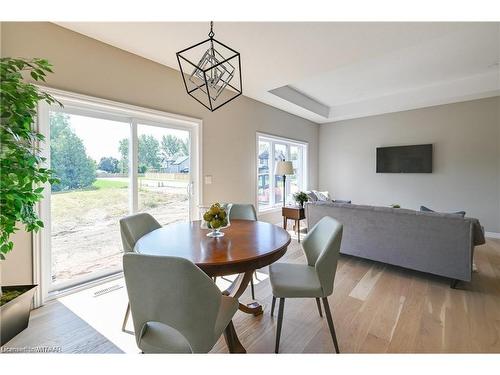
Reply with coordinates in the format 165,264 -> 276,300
282,206 -> 306,242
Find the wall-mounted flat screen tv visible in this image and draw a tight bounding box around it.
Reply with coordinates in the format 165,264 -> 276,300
376,144 -> 433,173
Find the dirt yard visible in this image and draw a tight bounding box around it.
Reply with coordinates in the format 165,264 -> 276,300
50,178 -> 188,284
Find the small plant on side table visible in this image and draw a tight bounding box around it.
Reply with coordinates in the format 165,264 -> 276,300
293,191 -> 309,208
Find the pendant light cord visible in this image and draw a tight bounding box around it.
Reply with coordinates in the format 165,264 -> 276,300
208,21 -> 215,39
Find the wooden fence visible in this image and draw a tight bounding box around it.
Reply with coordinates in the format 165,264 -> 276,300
143,172 -> 189,181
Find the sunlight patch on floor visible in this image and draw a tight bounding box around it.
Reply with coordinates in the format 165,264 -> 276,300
56,270 -> 269,353
58,277 -> 138,353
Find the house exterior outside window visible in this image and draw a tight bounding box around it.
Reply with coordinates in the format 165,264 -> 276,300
256,133 -> 308,212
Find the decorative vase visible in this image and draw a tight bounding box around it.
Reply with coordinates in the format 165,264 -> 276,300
294,200 -> 305,208
208,227 -> 224,238
201,203 -> 231,238
201,220 -> 231,238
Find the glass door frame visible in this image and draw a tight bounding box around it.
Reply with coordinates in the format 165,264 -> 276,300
33,87 -> 202,306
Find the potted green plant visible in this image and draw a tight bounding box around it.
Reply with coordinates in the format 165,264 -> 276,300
293,191 -> 309,208
0,57 -> 60,345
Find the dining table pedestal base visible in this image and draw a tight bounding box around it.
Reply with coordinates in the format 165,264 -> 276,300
222,271 -> 264,316
223,321 -> 247,353
238,301 -> 263,316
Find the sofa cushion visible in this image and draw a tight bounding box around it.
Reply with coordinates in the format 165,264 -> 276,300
373,206 -> 416,215
420,205 -> 466,217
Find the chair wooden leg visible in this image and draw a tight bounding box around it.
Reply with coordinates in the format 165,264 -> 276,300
271,296 -> 276,316
275,298 -> 285,353
315,298 -> 323,317
122,302 -> 131,332
322,297 -> 340,353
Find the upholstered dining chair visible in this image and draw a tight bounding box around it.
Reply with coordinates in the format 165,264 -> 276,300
269,216 -> 343,353
227,203 -> 258,299
123,253 -> 239,353
119,213 -> 161,332
228,203 -> 258,221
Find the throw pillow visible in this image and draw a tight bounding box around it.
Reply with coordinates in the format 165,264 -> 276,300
420,206 -> 466,217
313,190 -> 330,201
305,191 -> 318,202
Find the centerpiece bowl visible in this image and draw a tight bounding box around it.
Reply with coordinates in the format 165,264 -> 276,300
201,202 -> 230,237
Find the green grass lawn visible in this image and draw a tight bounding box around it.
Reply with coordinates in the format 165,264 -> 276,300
92,177 -> 185,189
92,179 -> 128,189
51,179 -> 187,226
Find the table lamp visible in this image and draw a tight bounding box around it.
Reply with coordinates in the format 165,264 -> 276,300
275,160 -> 294,206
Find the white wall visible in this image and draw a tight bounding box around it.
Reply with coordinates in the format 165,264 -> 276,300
0,22 -> 319,285
319,97 -> 500,233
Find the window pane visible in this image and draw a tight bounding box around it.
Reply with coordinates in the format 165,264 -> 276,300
137,125 -> 190,225
50,111 -> 129,286
257,136 -> 307,211
289,145 -> 300,200
258,141 -> 271,208
274,144 -> 288,204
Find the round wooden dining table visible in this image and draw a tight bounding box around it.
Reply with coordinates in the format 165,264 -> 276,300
134,219 -> 291,353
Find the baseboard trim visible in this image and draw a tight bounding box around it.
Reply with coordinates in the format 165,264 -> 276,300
485,231 -> 500,239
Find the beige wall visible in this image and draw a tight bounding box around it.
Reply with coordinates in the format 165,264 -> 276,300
319,97 -> 500,233
0,231 -> 33,285
0,22 -> 319,284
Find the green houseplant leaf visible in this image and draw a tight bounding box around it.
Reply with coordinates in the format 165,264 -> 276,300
293,191 -> 309,207
0,57 -> 62,260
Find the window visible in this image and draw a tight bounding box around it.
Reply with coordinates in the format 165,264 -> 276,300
36,88 -> 201,300
257,133 -> 307,211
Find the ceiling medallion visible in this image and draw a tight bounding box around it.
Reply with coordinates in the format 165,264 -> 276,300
176,21 -> 243,111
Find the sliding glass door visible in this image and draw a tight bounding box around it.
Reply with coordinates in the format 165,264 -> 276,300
49,111 -> 130,287
37,91 -> 201,298
136,123 -> 190,226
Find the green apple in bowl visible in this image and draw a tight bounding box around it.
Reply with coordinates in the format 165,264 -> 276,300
202,203 -> 230,237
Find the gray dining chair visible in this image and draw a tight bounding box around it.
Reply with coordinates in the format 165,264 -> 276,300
228,203 -> 258,221
123,253 -> 239,353
227,203 -> 258,299
269,216 -> 343,353
119,213 -> 161,332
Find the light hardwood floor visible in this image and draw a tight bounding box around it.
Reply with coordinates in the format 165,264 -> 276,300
3,238 -> 500,353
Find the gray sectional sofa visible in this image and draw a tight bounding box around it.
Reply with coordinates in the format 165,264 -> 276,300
306,201 -> 485,284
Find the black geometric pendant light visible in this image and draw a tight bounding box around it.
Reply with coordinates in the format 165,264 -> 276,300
176,21 -> 243,111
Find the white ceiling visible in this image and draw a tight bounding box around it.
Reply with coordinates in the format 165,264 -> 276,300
56,22 -> 500,124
